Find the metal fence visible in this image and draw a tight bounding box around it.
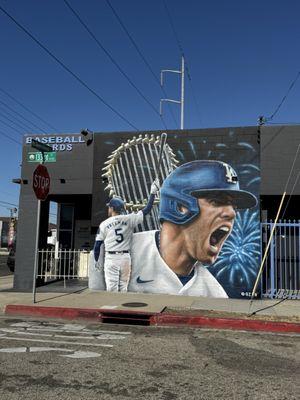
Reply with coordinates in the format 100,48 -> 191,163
37,249 -> 90,283
261,220 -> 300,299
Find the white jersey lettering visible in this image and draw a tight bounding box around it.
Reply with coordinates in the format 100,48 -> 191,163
96,211 -> 143,252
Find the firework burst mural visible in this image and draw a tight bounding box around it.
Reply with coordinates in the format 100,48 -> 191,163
209,210 -> 261,295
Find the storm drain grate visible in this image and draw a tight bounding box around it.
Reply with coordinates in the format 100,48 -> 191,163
100,312 -> 153,326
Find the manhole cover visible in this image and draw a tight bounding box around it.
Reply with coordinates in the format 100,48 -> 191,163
122,302 -> 148,308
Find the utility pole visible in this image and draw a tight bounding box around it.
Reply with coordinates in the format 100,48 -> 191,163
160,56 -> 185,130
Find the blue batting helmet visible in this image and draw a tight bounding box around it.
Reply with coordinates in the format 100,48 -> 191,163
106,197 -> 126,213
159,160 -> 257,225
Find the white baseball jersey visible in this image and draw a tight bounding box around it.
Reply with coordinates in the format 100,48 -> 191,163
129,230 -> 228,298
96,211 -> 144,251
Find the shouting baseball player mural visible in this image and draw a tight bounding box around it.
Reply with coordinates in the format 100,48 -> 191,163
89,131 -> 260,298
129,160 -> 257,298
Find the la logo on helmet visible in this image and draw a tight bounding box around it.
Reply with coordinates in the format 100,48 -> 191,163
223,163 -> 238,184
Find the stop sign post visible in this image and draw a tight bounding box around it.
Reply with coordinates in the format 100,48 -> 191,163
32,164 -> 51,303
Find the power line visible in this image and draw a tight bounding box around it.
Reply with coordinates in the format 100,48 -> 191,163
62,0 -> 167,129
0,104 -> 37,132
163,0 -> 185,56
0,129 -> 22,145
0,4 -> 139,131
0,117 -> 23,136
162,0 -> 202,126
266,71 -> 300,121
105,0 -> 178,127
0,87 -> 58,132
0,98 -> 48,133
0,200 -> 18,207
185,66 -> 203,126
0,109 -> 31,133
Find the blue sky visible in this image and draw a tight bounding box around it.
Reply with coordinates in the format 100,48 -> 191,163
0,0 -> 300,216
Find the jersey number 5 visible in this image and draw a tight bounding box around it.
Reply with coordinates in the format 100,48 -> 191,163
115,228 -> 124,243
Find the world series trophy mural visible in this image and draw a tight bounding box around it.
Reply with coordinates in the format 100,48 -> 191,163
101,133 -> 178,231
89,131 -> 260,299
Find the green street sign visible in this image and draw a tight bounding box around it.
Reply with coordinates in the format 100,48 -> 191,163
27,152 -> 56,163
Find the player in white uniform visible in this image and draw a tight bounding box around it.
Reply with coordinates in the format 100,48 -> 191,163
93,179 -> 159,292
128,161 -> 257,298
129,231 -> 228,297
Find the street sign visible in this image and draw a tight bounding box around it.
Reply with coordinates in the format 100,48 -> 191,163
28,152 -> 56,163
32,164 -> 50,201
31,139 -> 53,153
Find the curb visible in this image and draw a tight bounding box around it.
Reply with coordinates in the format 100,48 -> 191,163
5,304 -> 101,321
150,314 -> 300,334
5,304 -> 300,334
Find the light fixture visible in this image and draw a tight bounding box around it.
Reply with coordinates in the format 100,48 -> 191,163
80,128 -> 94,146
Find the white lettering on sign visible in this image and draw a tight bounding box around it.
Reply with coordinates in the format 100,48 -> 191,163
25,135 -> 85,151
33,165 -> 50,200
33,175 -> 50,190
52,144 -> 72,151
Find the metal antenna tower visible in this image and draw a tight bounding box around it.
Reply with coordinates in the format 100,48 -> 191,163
160,56 -> 185,129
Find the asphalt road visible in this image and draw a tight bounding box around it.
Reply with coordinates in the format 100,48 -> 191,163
0,316 -> 298,400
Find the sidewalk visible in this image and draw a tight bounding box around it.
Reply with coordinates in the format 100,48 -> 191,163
1,272 -> 299,333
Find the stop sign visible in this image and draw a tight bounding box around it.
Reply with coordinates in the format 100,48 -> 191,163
32,164 -> 50,201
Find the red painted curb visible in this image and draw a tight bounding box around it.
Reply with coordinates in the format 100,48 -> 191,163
151,314 -> 300,333
5,304 -> 155,321
4,304 -> 300,334
5,304 -> 101,321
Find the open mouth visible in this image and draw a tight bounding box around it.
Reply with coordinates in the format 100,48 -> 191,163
209,226 -> 230,252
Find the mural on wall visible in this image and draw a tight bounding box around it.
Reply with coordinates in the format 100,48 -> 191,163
89,128 -> 260,299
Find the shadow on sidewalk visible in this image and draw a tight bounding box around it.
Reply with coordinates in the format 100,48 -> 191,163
35,287 -> 89,303
34,279 -> 89,303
